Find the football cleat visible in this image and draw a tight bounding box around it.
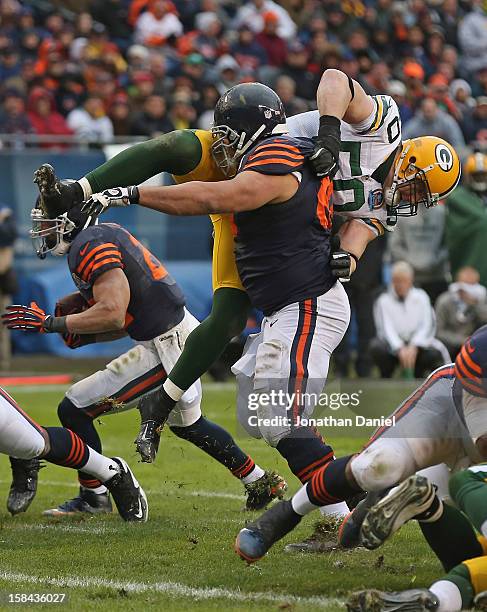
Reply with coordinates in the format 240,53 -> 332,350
346,588 -> 439,611
33,164 -> 83,214
338,490 -> 387,549
244,471 -> 287,511
7,457 -> 43,515
43,487 -> 112,517
284,515 -> 342,553
361,475 -> 435,550
474,590 -> 487,610
104,457 -> 148,522
235,500 -> 301,563
135,388 -> 169,463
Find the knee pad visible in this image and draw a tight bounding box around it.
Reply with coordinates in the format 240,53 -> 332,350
351,441 -> 414,491
58,397 -> 92,428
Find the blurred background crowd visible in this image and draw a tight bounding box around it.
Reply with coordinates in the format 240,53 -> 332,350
0,0 -> 487,380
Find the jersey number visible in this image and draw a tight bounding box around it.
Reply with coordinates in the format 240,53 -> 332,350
129,235 -> 167,281
334,141 -> 365,212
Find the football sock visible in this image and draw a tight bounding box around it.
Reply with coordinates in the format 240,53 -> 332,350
449,468 -> 487,536
170,416 -> 264,480
43,427 -> 118,483
291,455 -> 356,515
419,502 -> 483,571
429,577 -> 464,612
319,501 -> 350,518
57,397 -> 107,494
167,288 -> 251,391
276,428 -> 334,483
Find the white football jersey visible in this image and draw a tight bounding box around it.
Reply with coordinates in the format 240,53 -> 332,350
287,95 -> 402,235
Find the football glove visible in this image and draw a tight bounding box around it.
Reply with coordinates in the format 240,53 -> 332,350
310,115 -> 341,178
2,302 -> 67,333
330,236 -> 358,283
81,186 -> 140,218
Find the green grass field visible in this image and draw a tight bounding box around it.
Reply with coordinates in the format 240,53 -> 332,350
0,382 -> 443,611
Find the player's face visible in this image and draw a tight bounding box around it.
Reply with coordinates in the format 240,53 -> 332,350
211,125 -> 240,177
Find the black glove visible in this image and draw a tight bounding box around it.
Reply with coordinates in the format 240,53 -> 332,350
310,115 -> 341,178
81,186 -> 140,217
330,235 -> 358,282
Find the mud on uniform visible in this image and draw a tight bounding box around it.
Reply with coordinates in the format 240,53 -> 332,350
65,222 -> 202,426
231,135 -> 350,446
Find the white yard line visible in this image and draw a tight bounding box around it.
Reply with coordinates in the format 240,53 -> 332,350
4,382 -> 237,394
0,570 -> 342,608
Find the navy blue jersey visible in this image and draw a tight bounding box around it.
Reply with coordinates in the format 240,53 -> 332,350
68,223 -> 185,341
454,324 -> 487,398
233,135 -> 335,315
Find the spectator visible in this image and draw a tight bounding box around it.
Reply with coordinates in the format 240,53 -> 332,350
135,0 -> 183,46
403,97 -> 465,150
215,55 -> 240,94
169,92 -> 197,130
458,0 -> 487,75
436,267 -> 487,359
231,25 -> 268,72
388,203 -> 450,306
92,0 -> 132,45
387,80 -> 413,124
275,75 -> 308,116
0,90 -> 33,136
234,0 -> 297,41
67,94 -> 114,142
370,262 -> 449,378
462,97 -> 487,144
0,205 -> 17,370
131,94 -> 174,136
450,79 -> 474,117
0,46 -> 21,81
109,93 -> 132,136
446,152 -> 487,286
26,87 -> 73,145
281,41 -> 317,102
255,12 -> 287,68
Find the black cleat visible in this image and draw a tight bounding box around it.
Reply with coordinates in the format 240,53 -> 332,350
104,457 -> 148,522
474,590 -> 487,610
244,471 -> 287,511
43,488 -> 112,517
33,163 -> 83,214
338,490 -> 387,549
7,457 -> 43,515
361,475 -> 435,550
347,588 -> 439,611
135,388 -> 169,463
235,500 -> 302,563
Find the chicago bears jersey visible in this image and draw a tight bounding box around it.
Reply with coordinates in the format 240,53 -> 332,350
234,135 -> 335,315
287,95 -> 402,236
68,223 -> 185,341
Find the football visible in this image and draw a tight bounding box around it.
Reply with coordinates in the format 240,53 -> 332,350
54,292 -> 89,317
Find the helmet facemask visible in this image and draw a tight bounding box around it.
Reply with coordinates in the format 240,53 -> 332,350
211,123 -> 268,177
470,170 -> 487,194
386,144 -> 439,221
30,205 -> 96,259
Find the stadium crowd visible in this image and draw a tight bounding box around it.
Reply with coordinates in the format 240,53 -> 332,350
0,0 -> 485,145
1,0 -> 487,380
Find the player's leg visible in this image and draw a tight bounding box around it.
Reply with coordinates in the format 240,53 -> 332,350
139,309 -> 287,509
135,287 -> 251,457
45,343 -> 165,516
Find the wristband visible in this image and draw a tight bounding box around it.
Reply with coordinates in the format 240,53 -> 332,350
44,315 -> 68,333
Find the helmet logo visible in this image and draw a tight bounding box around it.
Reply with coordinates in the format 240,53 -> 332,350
435,143 -> 453,172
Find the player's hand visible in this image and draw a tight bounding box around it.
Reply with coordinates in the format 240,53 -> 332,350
310,115 -> 341,178
81,187 -> 140,217
330,235 -> 357,282
2,302 -> 52,333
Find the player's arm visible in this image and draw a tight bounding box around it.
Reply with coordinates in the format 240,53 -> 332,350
311,69 -> 375,178
84,170 -> 299,216
330,219 -> 377,280
66,268 -> 130,334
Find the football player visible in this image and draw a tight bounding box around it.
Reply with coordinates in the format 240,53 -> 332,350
233,325 -> 487,564
33,70 -> 460,527
346,465 -> 487,612
0,384 -> 147,521
81,82 -> 351,514
2,197 -> 286,516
